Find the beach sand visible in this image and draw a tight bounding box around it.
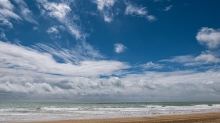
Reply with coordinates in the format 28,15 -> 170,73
18,112 -> 220,123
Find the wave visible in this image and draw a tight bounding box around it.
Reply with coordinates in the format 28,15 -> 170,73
1,102 -> 220,122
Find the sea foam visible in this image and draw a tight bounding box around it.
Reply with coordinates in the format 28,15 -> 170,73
0,102 -> 220,122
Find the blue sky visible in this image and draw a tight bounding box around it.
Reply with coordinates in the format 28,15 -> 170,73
1,0 -> 220,102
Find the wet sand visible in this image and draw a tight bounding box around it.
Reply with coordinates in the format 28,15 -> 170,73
17,112 -> 220,123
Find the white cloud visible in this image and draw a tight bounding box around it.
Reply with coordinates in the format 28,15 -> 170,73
141,61 -> 163,69
146,15 -> 157,22
0,31 -> 7,40
125,4 -> 147,16
114,43 -> 126,53
104,15 -> 112,22
160,27 -> 220,66
13,0 -> 38,24
94,0 -> 116,23
37,0 -> 82,39
34,41 -> 104,65
0,0 -> 21,28
0,40 -> 133,101
67,26 -> 81,39
163,5 -> 173,11
0,41 -> 220,101
121,70 -> 220,101
33,27 -> 38,30
160,52 -> 220,66
47,26 -> 59,34
0,0 -> 37,30
1,65 -> 220,101
96,0 -> 115,10
42,2 -> 71,20
0,17 -> 13,28
196,27 -> 220,49
0,1 -> 219,102
195,52 -> 220,64
125,3 -> 156,22
0,0 -> 14,10
160,55 -> 195,64
0,8 -> 20,19
0,41 -> 128,77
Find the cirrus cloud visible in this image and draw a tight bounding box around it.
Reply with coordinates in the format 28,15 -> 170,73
0,0 -> 21,28
0,41 -> 129,77
37,0 -> 82,39
13,0 -> 38,24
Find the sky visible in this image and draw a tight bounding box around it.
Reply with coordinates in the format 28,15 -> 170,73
0,0 -> 220,102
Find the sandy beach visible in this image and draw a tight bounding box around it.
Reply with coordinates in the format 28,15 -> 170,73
17,112 -> 220,123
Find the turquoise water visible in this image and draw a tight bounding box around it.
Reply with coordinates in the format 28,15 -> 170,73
0,102 -> 220,122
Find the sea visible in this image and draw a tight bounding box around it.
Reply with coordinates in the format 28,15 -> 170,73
0,102 -> 220,122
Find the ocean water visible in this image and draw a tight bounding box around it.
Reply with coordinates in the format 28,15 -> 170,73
0,102 -> 220,122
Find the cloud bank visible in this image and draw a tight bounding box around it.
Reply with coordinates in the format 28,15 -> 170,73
1,40 -> 220,102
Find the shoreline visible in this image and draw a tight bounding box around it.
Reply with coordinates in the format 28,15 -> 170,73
15,112 -> 220,123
